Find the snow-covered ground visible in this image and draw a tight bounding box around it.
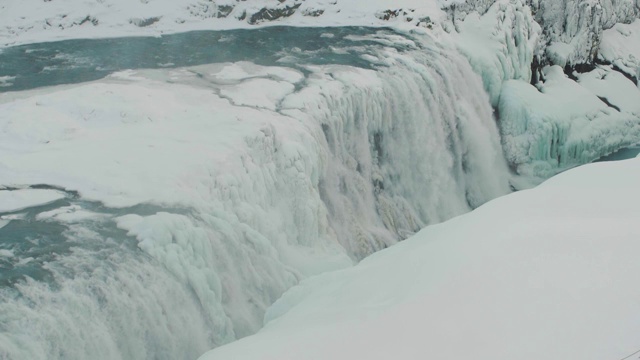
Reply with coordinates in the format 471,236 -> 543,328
600,19 -> 640,81
200,155 -> 640,360
0,0 -> 447,47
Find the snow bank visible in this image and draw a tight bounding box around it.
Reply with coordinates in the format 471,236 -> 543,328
199,156 -> 640,360
0,189 -> 65,213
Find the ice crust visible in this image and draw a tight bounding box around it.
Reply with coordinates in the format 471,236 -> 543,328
600,19 -> 640,81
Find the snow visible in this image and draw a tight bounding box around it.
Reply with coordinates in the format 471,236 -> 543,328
199,156 -> 640,360
577,66 -> 640,113
0,189 -> 66,213
203,62 -> 305,84
219,78 -> 295,111
600,19 -> 640,81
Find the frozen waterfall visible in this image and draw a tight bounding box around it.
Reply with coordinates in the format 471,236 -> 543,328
0,29 -> 510,359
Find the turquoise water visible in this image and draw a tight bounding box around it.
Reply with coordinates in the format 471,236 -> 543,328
0,189 -> 190,287
595,145 -> 640,162
0,26 -> 416,93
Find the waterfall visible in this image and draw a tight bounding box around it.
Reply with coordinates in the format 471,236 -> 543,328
0,30 -> 510,359
284,40 -> 510,259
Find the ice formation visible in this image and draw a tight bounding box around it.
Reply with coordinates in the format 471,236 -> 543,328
444,0 -> 640,177
499,65 -> 640,176
0,32 -> 510,359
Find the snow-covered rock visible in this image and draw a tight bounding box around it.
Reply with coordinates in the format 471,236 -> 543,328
600,19 -> 640,83
499,65 -> 640,177
199,155 -> 640,360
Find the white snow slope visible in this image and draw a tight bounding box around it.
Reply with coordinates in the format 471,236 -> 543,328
200,155 -> 640,360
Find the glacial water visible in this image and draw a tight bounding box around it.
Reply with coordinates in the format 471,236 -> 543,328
0,27 -> 413,93
0,27 -> 512,359
595,145 -> 640,162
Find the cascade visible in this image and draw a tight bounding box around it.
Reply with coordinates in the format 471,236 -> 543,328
0,30 -> 510,359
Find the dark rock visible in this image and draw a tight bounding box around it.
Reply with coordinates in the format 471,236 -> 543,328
217,5 -> 234,18
249,4 -> 302,25
376,9 -> 401,21
129,17 -> 161,27
597,96 -> 621,112
303,9 -> 324,17
77,16 -> 99,26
